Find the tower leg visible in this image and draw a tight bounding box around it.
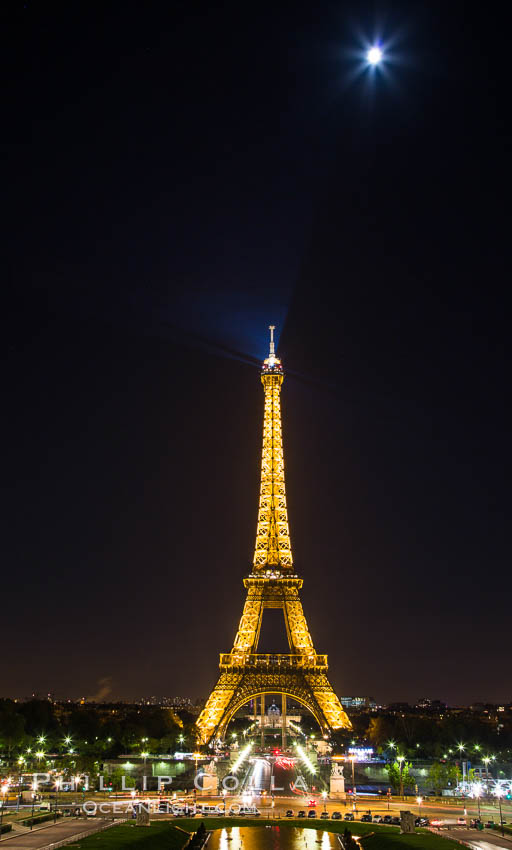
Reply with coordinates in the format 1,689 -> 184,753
281,693 -> 287,750
260,695 -> 265,749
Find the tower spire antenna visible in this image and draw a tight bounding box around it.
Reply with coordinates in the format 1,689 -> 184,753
269,325 -> 276,358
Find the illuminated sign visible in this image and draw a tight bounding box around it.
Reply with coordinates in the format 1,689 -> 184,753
347,747 -> 374,761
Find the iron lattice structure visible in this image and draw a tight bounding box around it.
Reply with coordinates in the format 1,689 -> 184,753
196,328 -> 351,744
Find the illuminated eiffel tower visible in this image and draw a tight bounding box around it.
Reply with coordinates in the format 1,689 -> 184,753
196,327 -> 351,745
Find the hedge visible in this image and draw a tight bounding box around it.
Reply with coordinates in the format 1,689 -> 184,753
21,812 -> 62,827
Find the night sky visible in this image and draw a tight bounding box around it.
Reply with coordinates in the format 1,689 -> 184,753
3,1 -> 511,706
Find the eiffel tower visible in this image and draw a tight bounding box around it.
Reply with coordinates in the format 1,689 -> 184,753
196,327 -> 351,745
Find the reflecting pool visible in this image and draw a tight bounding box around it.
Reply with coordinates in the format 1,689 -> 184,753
210,826 -> 345,850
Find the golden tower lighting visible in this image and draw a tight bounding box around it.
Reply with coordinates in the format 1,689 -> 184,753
196,327 -> 351,745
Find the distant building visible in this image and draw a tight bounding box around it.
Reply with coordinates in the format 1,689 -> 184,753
247,701 -> 302,728
386,702 -> 413,714
339,696 -> 376,710
416,699 -> 447,713
136,696 -> 195,710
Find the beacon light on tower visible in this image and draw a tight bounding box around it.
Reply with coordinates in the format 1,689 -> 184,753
262,325 -> 283,373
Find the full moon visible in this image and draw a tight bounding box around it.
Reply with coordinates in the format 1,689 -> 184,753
367,46 -> 383,65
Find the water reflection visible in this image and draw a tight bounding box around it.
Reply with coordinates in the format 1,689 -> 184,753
211,826 -> 341,850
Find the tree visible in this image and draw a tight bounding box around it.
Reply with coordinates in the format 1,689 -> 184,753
0,709 -> 26,757
342,828 -> 359,850
108,767 -> 135,790
385,762 -> 401,792
367,717 -> 397,748
428,762 -> 459,795
385,760 -> 415,794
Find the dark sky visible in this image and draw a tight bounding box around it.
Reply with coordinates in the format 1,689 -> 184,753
3,1 -> 511,707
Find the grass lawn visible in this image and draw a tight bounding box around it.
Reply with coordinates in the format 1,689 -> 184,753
491,824 -> 512,838
68,821 -> 189,849
357,831 -> 463,850
75,818 -> 463,850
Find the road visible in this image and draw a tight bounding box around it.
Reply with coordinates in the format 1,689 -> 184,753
246,758 -> 271,793
0,817 -> 119,849
45,791 -> 509,826
452,830 -> 512,850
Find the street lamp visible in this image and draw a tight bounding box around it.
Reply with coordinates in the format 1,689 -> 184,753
397,756 -> 405,798
222,788 -> 227,815
473,782 -> 482,821
30,780 -> 38,830
16,758 -> 24,813
350,755 -> 357,812
54,778 -> 61,824
141,753 -> 149,792
483,757 -> 491,796
495,786 -> 504,837
416,796 -> 423,819
0,782 -> 9,841
322,790 -> 327,812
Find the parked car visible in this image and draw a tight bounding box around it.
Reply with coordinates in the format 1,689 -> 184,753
331,812 -> 342,820
390,817 -> 401,825
361,814 -> 372,823
382,815 -> 393,824
321,812 -> 329,819
344,813 -> 355,821
298,810 -> 306,818
415,817 -> 429,827
373,815 -> 384,823
457,818 -> 467,825
308,810 -> 317,818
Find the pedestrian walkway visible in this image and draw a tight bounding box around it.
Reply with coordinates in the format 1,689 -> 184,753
0,817 -> 121,848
